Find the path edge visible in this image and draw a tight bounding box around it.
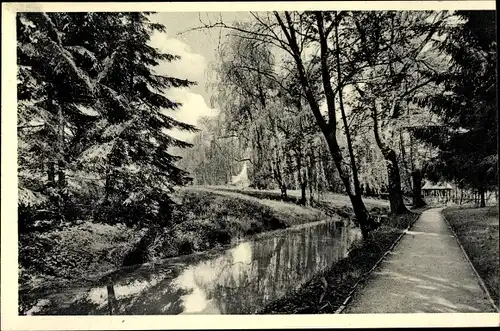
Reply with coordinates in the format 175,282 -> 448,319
441,210 -> 500,313
334,210 -> 422,314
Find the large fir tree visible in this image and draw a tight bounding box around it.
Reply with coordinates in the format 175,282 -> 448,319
413,11 -> 497,206
17,12 -> 197,232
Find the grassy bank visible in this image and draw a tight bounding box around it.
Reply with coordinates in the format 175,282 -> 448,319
258,211 -> 421,314
443,206 -> 499,307
19,187 -> 329,289
208,186 -> 389,219
147,187 -> 329,258
207,185 -> 389,209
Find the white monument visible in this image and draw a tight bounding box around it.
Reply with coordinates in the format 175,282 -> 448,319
230,161 -> 250,188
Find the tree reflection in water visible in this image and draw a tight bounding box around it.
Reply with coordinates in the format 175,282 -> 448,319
182,221 -> 360,314
21,220 -> 363,315
22,264 -> 191,315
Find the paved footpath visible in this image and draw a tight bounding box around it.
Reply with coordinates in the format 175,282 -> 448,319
344,208 -> 498,313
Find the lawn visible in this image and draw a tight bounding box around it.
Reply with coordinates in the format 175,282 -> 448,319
203,185 -> 389,209
443,206 -> 499,307
182,186 -> 329,227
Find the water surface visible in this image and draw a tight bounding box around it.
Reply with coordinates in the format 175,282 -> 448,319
20,220 -> 362,315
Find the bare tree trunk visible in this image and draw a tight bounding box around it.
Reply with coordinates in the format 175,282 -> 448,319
324,132 -> 373,237
300,178 -> 307,206
386,150 -> 409,214
281,184 -> 288,200
253,127 -> 265,189
411,169 -> 426,208
334,23 -> 363,199
274,12 -> 376,238
307,150 -> 315,205
400,130 -> 413,191
296,155 -> 307,205
107,284 -> 117,315
47,161 -> 56,186
372,103 -> 409,215
479,187 -> 486,207
271,118 -> 287,200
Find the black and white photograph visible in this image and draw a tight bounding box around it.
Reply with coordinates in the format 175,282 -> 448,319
1,0 -> 499,329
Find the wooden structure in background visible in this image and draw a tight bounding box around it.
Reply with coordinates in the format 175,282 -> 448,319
421,182 -> 453,205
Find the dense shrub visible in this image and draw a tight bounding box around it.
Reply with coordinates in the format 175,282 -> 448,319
19,221 -> 135,288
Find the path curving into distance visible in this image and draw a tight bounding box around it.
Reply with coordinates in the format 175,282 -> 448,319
343,208 -> 498,313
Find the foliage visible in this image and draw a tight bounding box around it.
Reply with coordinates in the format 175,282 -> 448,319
413,11 -> 497,194
184,24 -> 334,204
176,115 -> 242,185
19,221 -> 135,287
17,12 -> 197,232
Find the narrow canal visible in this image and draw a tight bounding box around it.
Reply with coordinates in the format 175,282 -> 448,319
20,219 -> 363,315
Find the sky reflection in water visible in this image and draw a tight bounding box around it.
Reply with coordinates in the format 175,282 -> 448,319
21,220 -> 362,315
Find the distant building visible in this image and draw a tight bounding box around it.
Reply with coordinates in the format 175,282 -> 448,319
421,182 -> 453,205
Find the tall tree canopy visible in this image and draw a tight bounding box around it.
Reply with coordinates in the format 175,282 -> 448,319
17,12 -> 197,232
413,10 -> 497,206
